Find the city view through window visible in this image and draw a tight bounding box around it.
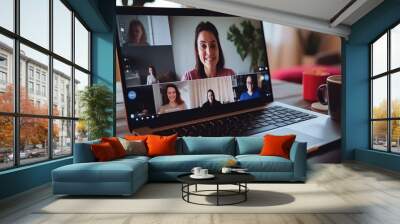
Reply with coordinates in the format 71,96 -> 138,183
0,0 -> 90,170
371,23 -> 400,153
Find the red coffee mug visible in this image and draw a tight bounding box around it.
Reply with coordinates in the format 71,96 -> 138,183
302,69 -> 330,102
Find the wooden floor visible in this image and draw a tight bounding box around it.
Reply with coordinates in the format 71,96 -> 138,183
1,162 -> 400,224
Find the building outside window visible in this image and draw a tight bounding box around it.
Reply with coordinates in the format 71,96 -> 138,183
0,0 -> 91,170
371,23 -> 400,154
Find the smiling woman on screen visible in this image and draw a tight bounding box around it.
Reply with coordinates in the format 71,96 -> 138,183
182,21 -> 235,81
158,84 -> 187,114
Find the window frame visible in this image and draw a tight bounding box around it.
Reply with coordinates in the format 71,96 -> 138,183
0,0 -> 92,171
370,20 -> 400,154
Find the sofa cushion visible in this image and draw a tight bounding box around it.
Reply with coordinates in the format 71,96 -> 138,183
91,142 -> 118,162
236,155 -> 293,172
236,137 -> 263,155
119,138 -> 147,156
260,134 -> 296,159
147,134 -> 178,157
181,137 -> 235,155
53,158 -> 147,183
101,137 -> 127,158
149,154 -> 235,172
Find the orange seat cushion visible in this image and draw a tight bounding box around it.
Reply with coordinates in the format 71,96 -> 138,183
260,134 -> 296,159
146,134 -> 178,157
101,137 -> 127,158
91,142 -> 118,162
125,135 -> 148,141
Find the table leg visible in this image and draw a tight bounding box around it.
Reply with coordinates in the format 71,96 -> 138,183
245,183 -> 247,201
187,184 -> 190,202
217,184 -> 219,206
195,184 -> 197,192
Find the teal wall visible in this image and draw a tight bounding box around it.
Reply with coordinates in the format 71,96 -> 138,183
91,0 -> 116,136
355,149 -> 400,172
0,158 -> 72,199
0,0 -> 115,200
343,0 -> 400,171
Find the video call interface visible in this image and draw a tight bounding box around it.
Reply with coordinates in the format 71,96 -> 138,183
117,13 -> 272,128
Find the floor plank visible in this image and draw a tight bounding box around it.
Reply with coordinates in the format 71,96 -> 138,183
1,162 -> 400,224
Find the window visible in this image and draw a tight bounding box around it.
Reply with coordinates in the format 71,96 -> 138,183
0,0 -> 91,170
0,70 -> 5,82
20,0 -> 49,49
0,0 -> 14,32
0,71 -> 6,85
74,17 -> 90,70
20,117 -> 49,165
0,54 -> 7,88
53,0 -> 72,60
53,119 -> 72,158
0,35 -> 13,113
371,23 -> 400,154
35,70 -> 41,81
42,85 -> 46,97
74,69 -> 89,119
53,59 -> 72,117
28,81 -> 34,94
28,67 -> 34,80
0,55 -> 7,67
36,83 -> 40,95
0,116 -> 13,170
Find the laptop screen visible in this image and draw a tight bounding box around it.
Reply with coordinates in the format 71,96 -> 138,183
116,7 -> 273,130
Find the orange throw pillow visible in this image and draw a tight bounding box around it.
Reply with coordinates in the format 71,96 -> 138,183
260,134 -> 296,159
101,137 -> 126,158
91,142 -> 117,162
146,134 -> 177,157
125,135 -> 148,141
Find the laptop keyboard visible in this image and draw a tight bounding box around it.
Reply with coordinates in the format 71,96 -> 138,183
154,105 -> 318,136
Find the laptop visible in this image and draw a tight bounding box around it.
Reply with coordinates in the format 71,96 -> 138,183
115,7 -> 341,151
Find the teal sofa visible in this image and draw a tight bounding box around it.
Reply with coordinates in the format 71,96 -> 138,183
52,137 -> 307,196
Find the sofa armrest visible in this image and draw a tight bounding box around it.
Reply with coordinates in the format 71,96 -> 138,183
73,140 -> 100,163
289,141 -> 307,181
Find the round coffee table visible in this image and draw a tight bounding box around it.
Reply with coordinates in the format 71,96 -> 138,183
177,173 -> 255,206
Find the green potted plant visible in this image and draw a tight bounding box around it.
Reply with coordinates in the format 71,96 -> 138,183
79,84 -> 113,140
227,20 -> 266,72
297,30 -> 322,64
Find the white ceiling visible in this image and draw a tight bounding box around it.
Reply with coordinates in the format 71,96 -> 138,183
170,0 -> 384,38
227,0 -> 352,22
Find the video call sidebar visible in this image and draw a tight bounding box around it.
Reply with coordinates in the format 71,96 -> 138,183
124,67 -> 272,128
